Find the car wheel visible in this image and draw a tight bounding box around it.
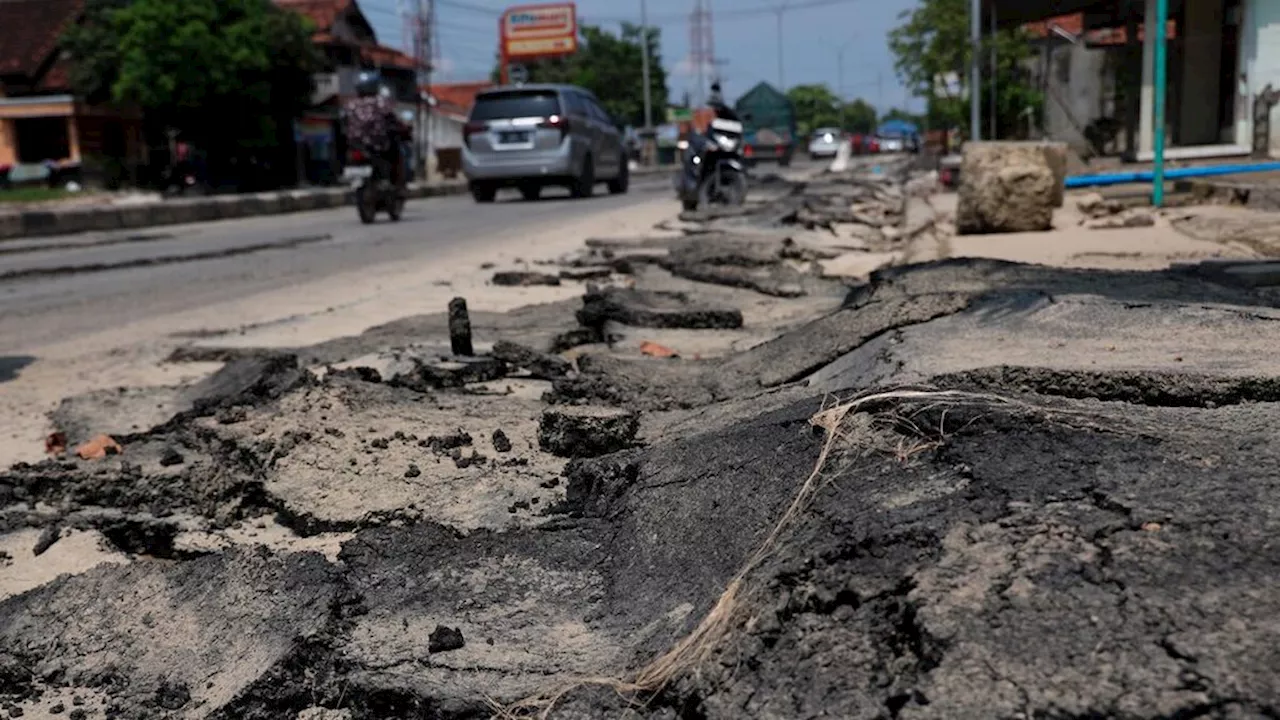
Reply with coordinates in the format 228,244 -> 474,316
607,155 -> 629,194
570,155 -> 595,199
519,184 -> 542,201
471,182 -> 496,203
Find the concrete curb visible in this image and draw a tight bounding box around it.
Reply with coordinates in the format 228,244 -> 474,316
1180,178 -> 1280,211
0,182 -> 468,241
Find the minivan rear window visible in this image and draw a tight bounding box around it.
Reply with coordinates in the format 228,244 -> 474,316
470,91 -> 561,121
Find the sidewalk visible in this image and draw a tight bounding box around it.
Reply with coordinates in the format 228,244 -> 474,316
0,180 -> 468,241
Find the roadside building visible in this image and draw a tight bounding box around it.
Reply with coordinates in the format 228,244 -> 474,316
0,0 -> 145,188
424,82 -> 493,177
994,0 -> 1278,161
275,0 -> 419,184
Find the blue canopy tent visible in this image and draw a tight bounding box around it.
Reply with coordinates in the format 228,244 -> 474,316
876,119 -> 919,138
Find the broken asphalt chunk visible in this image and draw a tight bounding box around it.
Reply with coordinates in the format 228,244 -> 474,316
577,287 -> 743,331
448,297 -> 474,356
538,406 -> 640,458
491,428 -> 513,453
491,340 -> 572,380
429,624 -> 466,653
492,271 -> 561,287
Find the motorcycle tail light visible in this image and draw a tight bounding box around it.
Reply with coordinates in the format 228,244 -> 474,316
348,149 -> 365,163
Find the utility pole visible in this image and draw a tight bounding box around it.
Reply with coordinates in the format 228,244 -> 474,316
413,0 -> 433,182
970,0 -> 981,141
834,38 -> 854,130
641,0 -> 652,130
640,0 -> 653,165
989,5 -> 997,140
837,47 -> 845,129
774,1 -> 791,89
689,0 -> 716,106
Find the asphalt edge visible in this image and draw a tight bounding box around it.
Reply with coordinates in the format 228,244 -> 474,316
0,183 -> 469,241
0,165 -> 678,242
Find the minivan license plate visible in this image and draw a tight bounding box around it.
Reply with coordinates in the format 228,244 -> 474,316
499,131 -> 529,144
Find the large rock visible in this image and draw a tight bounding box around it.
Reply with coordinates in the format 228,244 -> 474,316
956,141 -> 1064,234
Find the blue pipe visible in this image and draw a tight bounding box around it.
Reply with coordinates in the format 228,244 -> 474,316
1063,161 -> 1280,189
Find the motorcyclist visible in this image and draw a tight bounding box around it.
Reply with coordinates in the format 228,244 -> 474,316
343,71 -> 410,192
707,81 -> 740,122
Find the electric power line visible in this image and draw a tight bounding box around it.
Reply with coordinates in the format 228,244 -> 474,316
434,0 -> 872,25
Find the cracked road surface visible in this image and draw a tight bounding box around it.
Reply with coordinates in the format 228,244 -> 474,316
0,175 -> 675,466
0,176 -> 671,352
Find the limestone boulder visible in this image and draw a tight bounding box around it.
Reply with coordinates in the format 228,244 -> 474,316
956,141 -> 1064,234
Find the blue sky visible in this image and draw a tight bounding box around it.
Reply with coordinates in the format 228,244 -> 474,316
361,0 -> 922,112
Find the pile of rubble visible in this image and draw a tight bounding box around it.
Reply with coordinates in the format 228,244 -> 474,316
4,160 -> 1280,719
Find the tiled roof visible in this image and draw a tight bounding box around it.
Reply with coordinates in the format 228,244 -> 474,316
1023,11 -> 1178,45
362,45 -> 417,71
425,82 -> 493,115
0,0 -> 85,80
37,59 -> 72,92
274,0 -> 352,33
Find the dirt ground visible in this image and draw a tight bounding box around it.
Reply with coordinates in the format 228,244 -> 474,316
3,161 -> 1280,719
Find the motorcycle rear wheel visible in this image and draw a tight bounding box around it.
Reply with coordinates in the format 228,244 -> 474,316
356,185 -> 377,224
698,170 -> 747,208
387,191 -> 405,221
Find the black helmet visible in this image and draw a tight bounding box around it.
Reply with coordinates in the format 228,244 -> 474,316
709,81 -> 724,106
356,71 -> 381,98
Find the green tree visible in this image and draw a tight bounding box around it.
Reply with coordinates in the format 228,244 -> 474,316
495,24 -> 669,127
887,0 -> 1041,137
64,0 -> 320,152
786,84 -> 841,136
840,98 -> 878,133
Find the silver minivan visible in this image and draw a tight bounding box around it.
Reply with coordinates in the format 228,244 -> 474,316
462,84 -> 629,202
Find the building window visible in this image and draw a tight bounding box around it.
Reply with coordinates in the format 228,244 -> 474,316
14,116 -> 71,163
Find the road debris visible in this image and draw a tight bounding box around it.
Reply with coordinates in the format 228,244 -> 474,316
448,296 -> 474,356
44,432 -> 66,456
538,405 -> 640,458
4,157 -> 1280,719
492,270 -> 562,287
74,434 -> 122,460
639,341 -> 678,358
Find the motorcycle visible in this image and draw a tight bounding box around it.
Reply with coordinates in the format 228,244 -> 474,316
344,146 -> 405,224
676,117 -> 748,212
161,161 -> 202,197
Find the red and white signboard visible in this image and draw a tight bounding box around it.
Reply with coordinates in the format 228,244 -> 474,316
500,3 -> 578,60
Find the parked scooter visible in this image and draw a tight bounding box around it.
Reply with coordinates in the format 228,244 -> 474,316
676,117 -> 748,212
344,146 -> 405,224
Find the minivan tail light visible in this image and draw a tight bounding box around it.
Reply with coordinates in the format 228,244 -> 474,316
540,115 -> 570,140
463,121 -> 487,147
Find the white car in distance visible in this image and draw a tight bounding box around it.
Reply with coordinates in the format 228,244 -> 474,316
807,128 -> 843,159
877,135 -> 906,153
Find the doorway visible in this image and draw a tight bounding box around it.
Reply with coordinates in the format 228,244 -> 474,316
1219,0 -> 1241,142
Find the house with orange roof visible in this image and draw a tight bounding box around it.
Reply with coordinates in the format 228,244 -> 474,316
0,0 -> 145,188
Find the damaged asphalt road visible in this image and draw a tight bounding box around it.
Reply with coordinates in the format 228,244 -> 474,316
3,160 -> 1280,719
